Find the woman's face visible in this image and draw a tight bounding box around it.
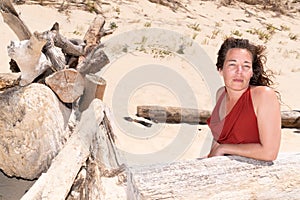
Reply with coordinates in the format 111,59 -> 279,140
219,48 -> 253,92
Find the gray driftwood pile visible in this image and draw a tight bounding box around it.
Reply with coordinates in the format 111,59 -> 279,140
0,0 -> 110,180
0,1 -> 300,199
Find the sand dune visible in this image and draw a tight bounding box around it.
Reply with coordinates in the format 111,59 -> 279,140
0,1 -> 299,199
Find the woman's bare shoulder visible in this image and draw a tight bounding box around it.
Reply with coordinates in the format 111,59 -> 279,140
251,86 -> 277,98
250,86 -> 279,108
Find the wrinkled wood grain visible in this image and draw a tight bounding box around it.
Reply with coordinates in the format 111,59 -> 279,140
128,153 -> 300,199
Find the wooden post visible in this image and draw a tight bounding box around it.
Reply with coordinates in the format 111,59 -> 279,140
79,74 -> 107,112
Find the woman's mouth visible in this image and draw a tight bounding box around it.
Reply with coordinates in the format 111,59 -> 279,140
233,78 -> 243,82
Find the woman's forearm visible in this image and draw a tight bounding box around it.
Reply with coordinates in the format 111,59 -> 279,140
218,143 -> 279,161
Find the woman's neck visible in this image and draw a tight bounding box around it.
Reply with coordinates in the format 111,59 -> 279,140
225,86 -> 249,102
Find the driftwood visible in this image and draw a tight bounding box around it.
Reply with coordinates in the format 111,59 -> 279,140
137,105 -> 211,124
2,1 -> 111,94
281,110 -> 300,128
0,72 -> 20,90
137,105 -> 300,128
0,0 -> 31,40
128,153 -> 300,199
7,33 -> 51,86
21,99 -> 127,200
79,73 -> 106,112
77,15 -> 110,75
0,83 -> 71,179
45,68 -> 85,103
20,99 -> 105,200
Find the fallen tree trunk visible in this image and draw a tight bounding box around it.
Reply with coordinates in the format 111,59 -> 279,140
137,105 -> 300,128
137,105 -> 211,124
128,153 -> 300,199
20,99 -> 105,200
0,83 -> 71,179
21,99 -> 127,200
281,110 -> 300,128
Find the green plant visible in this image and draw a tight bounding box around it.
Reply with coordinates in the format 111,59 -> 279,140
246,28 -> 271,42
201,38 -> 209,45
211,29 -> 220,39
109,22 -> 118,29
151,48 -> 173,58
215,21 -> 222,27
266,23 -> 277,34
192,32 -> 198,40
231,30 -> 243,37
280,24 -> 290,31
187,23 -> 201,32
144,22 -> 151,27
115,6 -> 120,15
257,30 -> 271,42
288,33 -> 298,40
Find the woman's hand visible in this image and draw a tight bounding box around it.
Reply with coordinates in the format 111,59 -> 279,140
208,141 -> 224,157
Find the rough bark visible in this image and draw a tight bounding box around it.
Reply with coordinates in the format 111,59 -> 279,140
20,99 -> 105,200
78,73 -> 106,112
137,105 -> 211,124
281,110 -> 300,128
7,33 -> 51,86
50,22 -> 85,57
0,0 -> 32,40
0,83 -> 71,179
45,68 -> 85,103
0,72 -> 20,91
66,105 -> 126,200
128,153 -> 300,199
78,46 -> 110,75
137,105 -> 300,128
21,99 -> 127,200
77,15 -> 110,75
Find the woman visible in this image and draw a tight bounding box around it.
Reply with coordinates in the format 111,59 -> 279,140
207,37 -> 281,161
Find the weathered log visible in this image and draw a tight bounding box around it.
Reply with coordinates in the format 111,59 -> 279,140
127,153 -> 300,199
50,22 -> 85,57
77,16 -> 110,75
21,99 -> 127,200
45,68 -> 85,103
78,46 -> 110,75
0,83 -> 71,179
67,106 -> 125,200
281,110 -> 300,128
34,29 -> 67,71
0,0 -> 31,40
7,33 -> 52,86
137,105 -> 211,124
0,72 -> 20,91
137,105 -> 300,128
81,15 -> 105,56
79,73 -> 106,112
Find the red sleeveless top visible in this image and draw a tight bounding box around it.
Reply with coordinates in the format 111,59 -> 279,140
207,87 -> 260,144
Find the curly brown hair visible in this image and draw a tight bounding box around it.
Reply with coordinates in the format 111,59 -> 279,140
216,37 -> 273,86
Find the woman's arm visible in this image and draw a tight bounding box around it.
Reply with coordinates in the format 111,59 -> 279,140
208,87 -> 281,161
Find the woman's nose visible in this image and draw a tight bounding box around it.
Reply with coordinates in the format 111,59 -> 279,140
235,65 -> 243,73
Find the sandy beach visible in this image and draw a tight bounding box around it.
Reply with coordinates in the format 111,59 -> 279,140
0,0 -> 299,199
